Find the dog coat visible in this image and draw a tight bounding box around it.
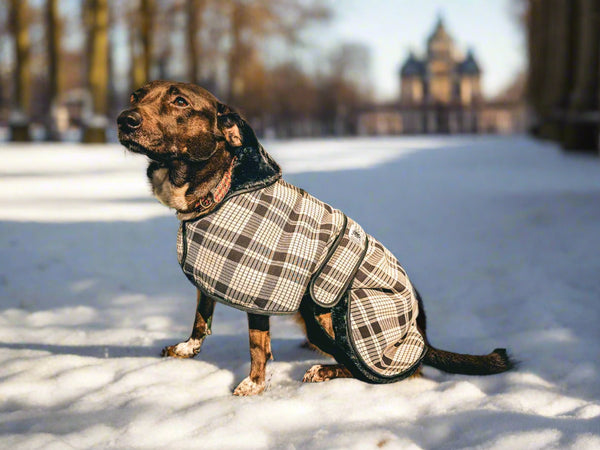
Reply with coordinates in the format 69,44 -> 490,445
177,145 -> 426,383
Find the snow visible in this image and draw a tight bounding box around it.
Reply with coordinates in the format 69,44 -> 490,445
1,135 -> 599,449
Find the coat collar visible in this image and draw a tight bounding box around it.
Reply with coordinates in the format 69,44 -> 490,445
177,142 -> 281,222
228,143 -> 282,197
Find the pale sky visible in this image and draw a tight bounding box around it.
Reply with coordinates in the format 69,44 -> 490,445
325,0 -> 526,101
35,0 -> 525,103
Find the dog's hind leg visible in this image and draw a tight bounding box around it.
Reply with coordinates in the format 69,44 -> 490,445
234,313 -> 272,396
299,312 -> 355,382
302,364 -> 353,382
296,312 -> 335,357
161,289 -> 215,358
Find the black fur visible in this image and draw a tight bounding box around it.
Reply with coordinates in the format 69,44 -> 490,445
228,145 -> 281,195
217,104 -> 260,150
413,288 -> 514,375
248,313 -> 270,332
424,347 -> 514,375
215,102 -> 281,195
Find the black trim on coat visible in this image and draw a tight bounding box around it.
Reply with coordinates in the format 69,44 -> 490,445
308,215 -> 347,306
181,143 -> 282,225
300,293 -> 426,384
309,217 -> 368,308
340,293 -> 427,383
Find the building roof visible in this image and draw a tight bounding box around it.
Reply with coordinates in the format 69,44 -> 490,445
457,49 -> 481,75
399,17 -> 482,79
427,16 -> 453,46
400,51 -> 426,76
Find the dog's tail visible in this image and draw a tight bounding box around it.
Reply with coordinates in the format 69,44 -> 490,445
413,288 -> 514,375
423,345 -> 514,375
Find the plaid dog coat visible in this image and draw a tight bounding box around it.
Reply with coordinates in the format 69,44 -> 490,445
177,145 -> 426,383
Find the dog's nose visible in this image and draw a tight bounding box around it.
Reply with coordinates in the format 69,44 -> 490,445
118,110 -> 142,132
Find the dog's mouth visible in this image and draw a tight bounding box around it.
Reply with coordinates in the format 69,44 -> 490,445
119,139 -> 174,163
119,128 -> 223,165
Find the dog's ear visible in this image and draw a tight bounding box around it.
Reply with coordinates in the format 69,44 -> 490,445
217,102 -> 259,149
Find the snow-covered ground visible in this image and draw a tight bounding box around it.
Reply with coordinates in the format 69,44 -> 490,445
1,136 -> 599,449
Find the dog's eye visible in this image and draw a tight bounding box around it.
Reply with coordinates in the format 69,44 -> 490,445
173,96 -> 189,107
130,93 -> 138,104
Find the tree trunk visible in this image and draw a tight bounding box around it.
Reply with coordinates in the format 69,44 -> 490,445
10,0 -> 31,142
563,0 -> 600,150
83,0 -> 109,143
227,3 -> 244,103
132,0 -> 154,90
46,0 -> 62,141
187,0 -> 205,84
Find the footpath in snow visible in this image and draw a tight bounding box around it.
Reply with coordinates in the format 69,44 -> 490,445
0,136 -> 599,449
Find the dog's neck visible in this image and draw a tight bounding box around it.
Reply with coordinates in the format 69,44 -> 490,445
149,151 -> 234,220
176,157 -> 236,219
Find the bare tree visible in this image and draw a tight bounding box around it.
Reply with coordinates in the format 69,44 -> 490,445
322,43 -> 373,135
268,62 -> 319,137
1,0 -> 370,140
9,0 -> 31,141
0,3 -> 9,118
222,0 -> 331,105
83,0 -> 109,143
132,0 -> 155,90
46,0 -> 62,140
187,0 -> 206,84
194,1 -> 229,94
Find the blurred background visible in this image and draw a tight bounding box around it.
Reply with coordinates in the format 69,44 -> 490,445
0,0 -> 598,153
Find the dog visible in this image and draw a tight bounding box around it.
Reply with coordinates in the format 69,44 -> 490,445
117,80 -> 513,396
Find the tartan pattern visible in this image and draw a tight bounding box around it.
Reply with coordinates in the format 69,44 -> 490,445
179,179 -> 345,313
177,223 -> 183,265
348,236 -> 425,376
311,218 -> 367,307
352,237 -> 412,292
178,177 -> 425,377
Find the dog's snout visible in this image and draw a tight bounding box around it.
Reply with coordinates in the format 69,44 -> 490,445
118,110 -> 142,132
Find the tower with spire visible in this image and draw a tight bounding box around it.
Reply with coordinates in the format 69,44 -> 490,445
398,16 -> 483,133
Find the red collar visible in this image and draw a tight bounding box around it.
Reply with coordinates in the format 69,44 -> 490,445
186,157 -> 236,213
185,158 -> 236,213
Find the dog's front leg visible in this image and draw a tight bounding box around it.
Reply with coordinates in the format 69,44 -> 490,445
161,289 -> 215,358
233,313 -> 272,396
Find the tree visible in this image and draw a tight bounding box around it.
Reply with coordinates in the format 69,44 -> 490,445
268,62 -> 319,137
132,0 -> 155,90
222,0 -> 331,105
318,43 -> 373,135
83,0 -> 109,143
187,0 -> 206,84
9,0 -> 31,141
46,0 -> 62,140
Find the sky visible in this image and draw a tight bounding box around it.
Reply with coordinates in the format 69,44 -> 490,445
324,0 -> 526,101
1,0 -> 525,104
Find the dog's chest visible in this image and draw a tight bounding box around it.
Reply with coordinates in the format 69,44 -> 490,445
151,168 -> 189,210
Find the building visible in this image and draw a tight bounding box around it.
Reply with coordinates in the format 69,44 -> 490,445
398,18 -> 483,134
359,17 -> 526,136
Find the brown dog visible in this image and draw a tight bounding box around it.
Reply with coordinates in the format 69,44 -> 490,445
117,81 -> 513,396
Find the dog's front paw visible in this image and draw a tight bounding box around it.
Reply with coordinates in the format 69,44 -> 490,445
161,338 -> 203,358
233,377 -> 265,396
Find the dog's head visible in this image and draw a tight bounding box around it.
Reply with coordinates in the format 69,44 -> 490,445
117,80 -> 257,163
